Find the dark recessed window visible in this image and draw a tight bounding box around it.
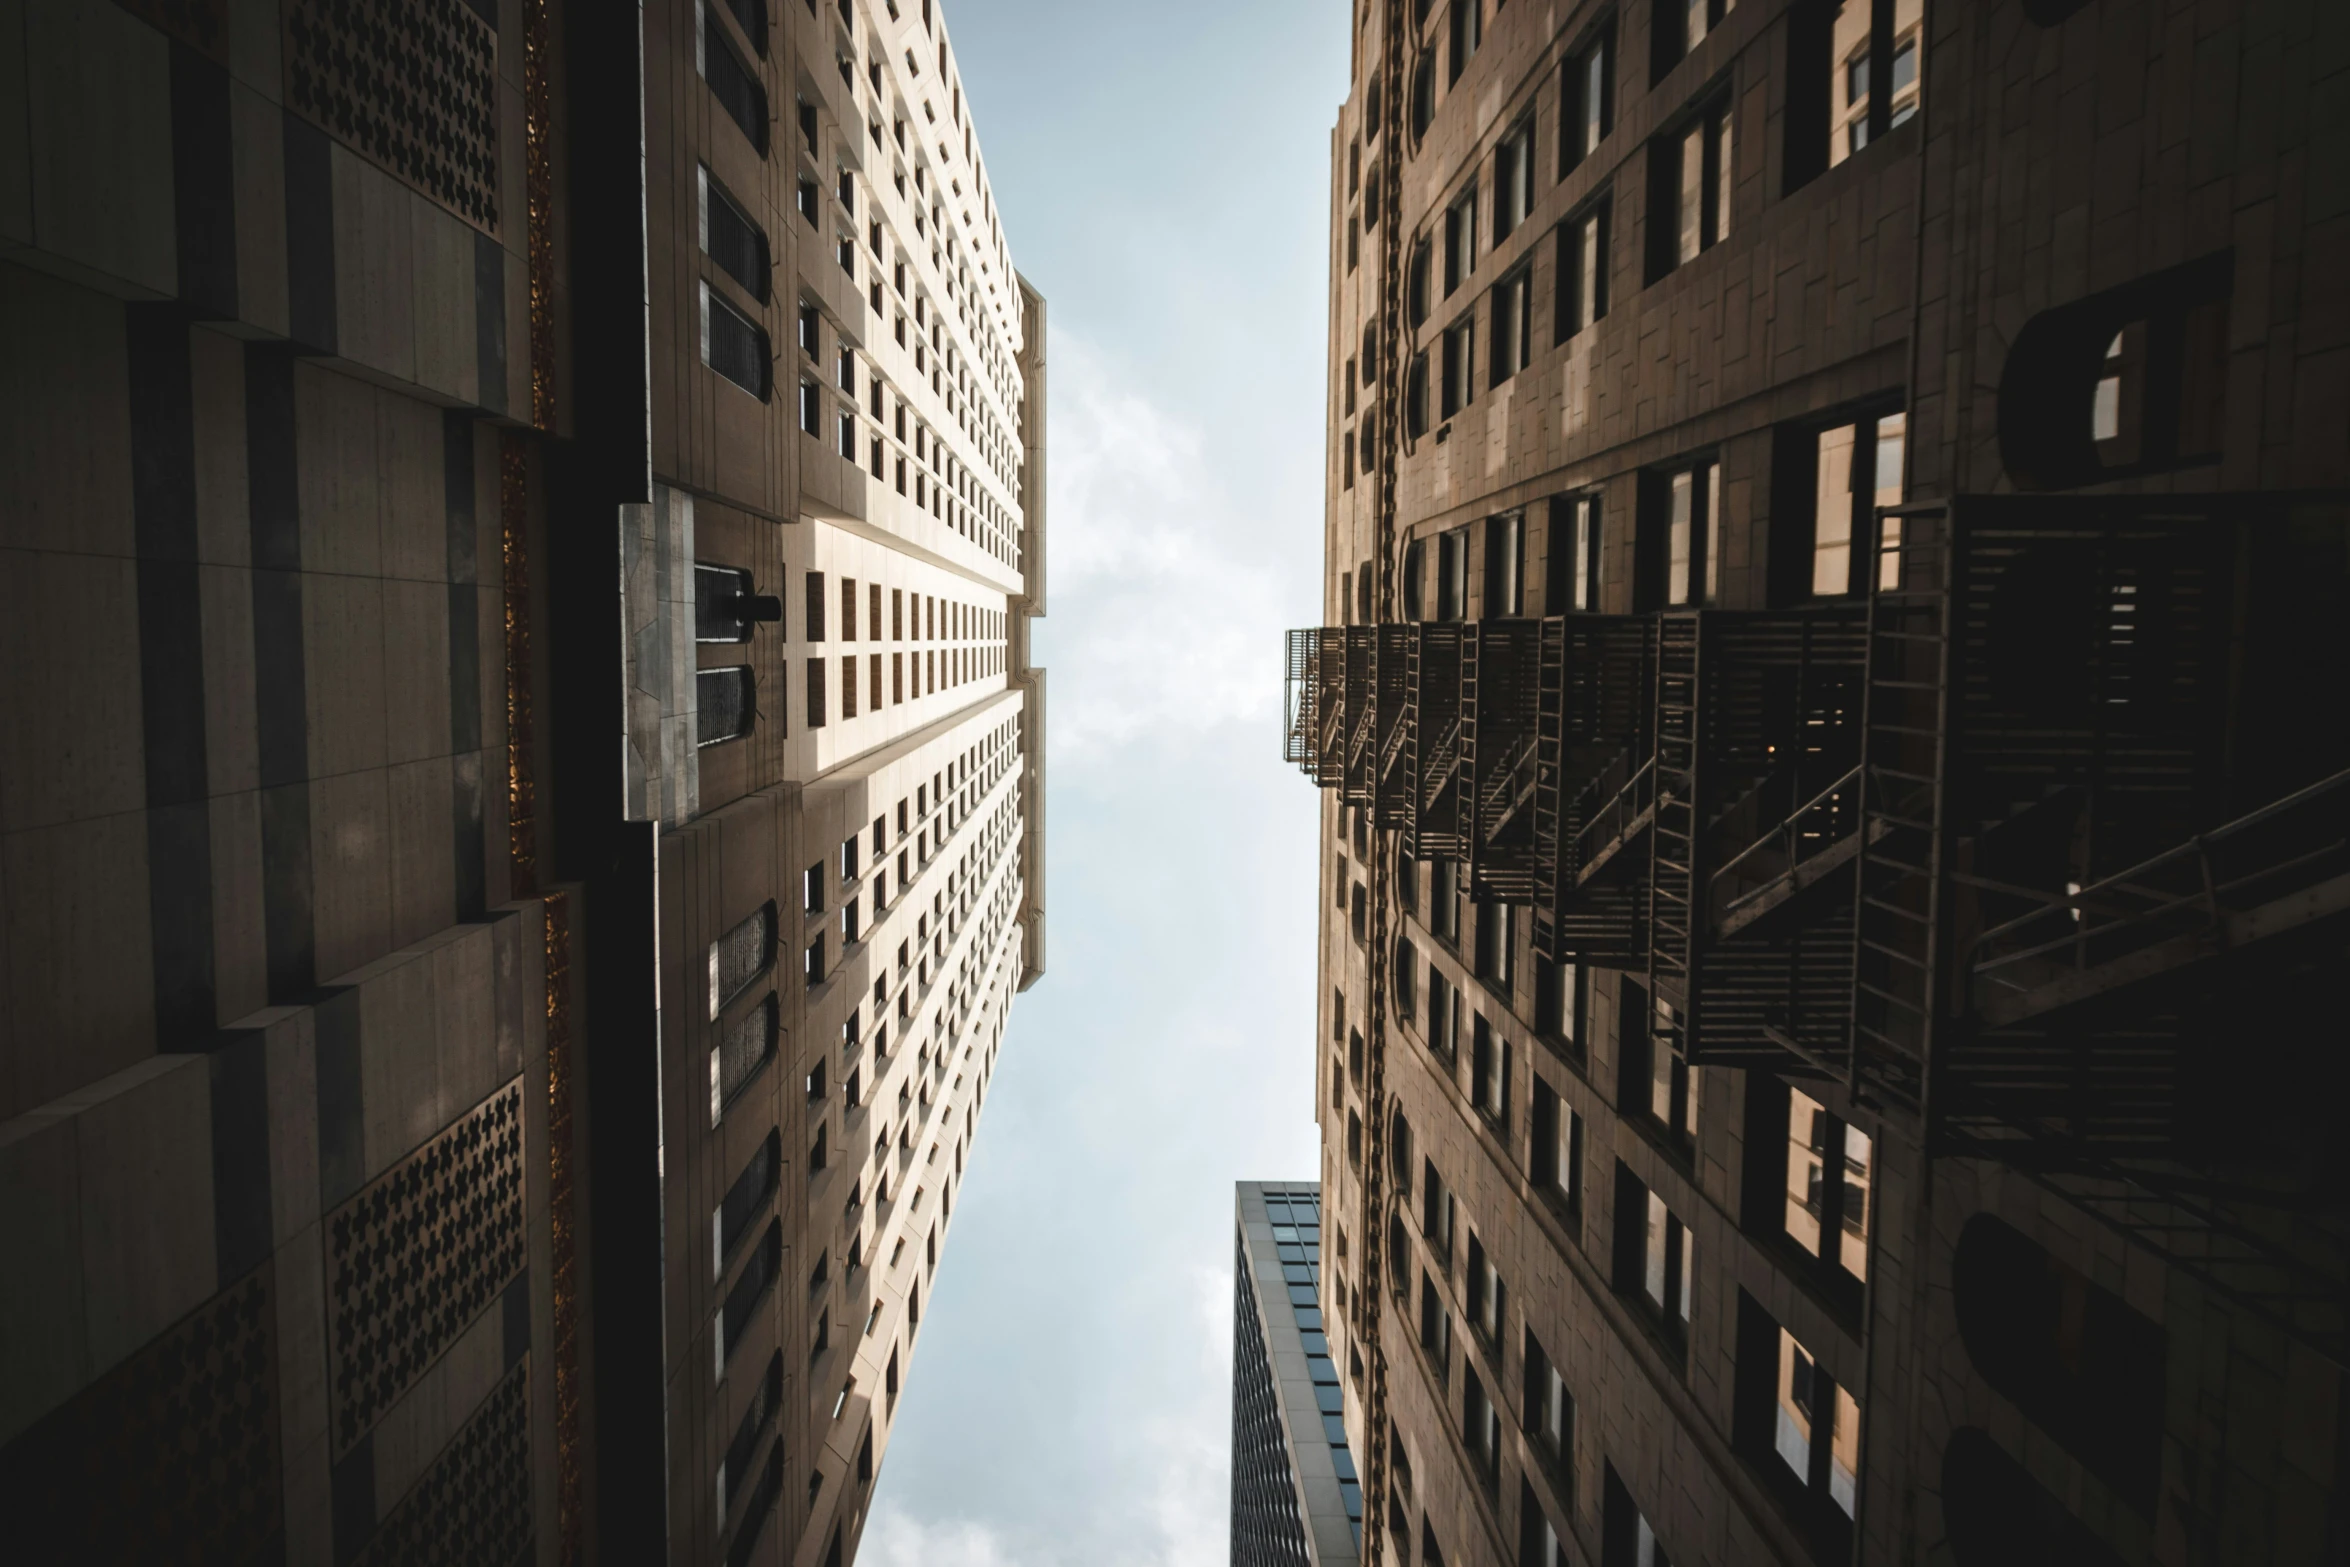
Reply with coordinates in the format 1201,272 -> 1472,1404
710,994 -> 778,1123
709,903 -> 775,1019
703,10 -> 769,154
704,285 -> 772,400
718,1221 -> 783,1365
1648,94 -> 1732,282
1563,20 -> 1616,172
1557,196 -> 1612,340
702,169 -> 771,302
716,1130 -> 782,1272
697,666 -> 755,746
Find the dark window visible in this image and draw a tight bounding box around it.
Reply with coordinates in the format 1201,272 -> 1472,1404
1741,1075 -> 1872,1314
1618,982 -> 1698,1152
717,1131 -> 782,1269
1443,192 -> 1477,295
1440,316 -> 1475,419
697,665 -> 755,747
710,903 -> 776,1017
1562,20 -> 1615,172
1647,95 -> 1732,282
1411,52 -> 1437,142
723,1433 -> 785,1567
1408,238 -> 1433,326
1489,265 -> 1532,386
717,1352 -> 782,1519
1613,1162 -> 1692,1347
1448,0 -> 1483,82
718,1221 -> 783,1364
1406,351 -> 1430,438
1470,1014 -> 1509,1125
1544,493 -> 1601,613
703,11 -> 769,154
1769,407 -> 1905,602
1636,458 -> 1720,609
805,658 -> 827,728
1602,1462 -> 1673,1567
710,994 -> 778,1123
1494,115 -> 1533,241
1787,0 -> 1921,192
805,570 -> 827,641
703,171 -> 771,302
705,288 -> 772,400
1734,1291 -> 1860,1550
1522,1329 -> 1574,1494
724,0 -> 766,55
1530,1076 -> 1583,1216
1653,0 -> 1732,83
1556,196 -> 1611,339
797,177 -> 818,227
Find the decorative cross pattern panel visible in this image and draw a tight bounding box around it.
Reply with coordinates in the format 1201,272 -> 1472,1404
356,1360 -> 534,1567
329,1078 -> 527,1452
0,1264 -> 282,1559
284,0 -> 500,233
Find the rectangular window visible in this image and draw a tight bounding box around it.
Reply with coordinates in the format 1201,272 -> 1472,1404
1531,1077 -> 1584,1212
1534,957 -> 1585,1046
1443,190 -> 1477,296
701,4 -> 770,154
1440,317 -> 1476,419
1523,1328 -> 1573,1485
696,666 -> 755,747
1448,0 -> 1483,81
709,902 -> 777,1019
1544,493 -> 1601,613
1563,22 -> 1615,171
804,570 -> 827,642
700,167 -> 771,302
1643,458 -> 1719,608
1494,116 -> 1534,241
1470,1015 -> 1509,1125
1784,1086 -> 1872,1282
702,285 -> 772,401
1489,265 -> 1532,385
1806,411 -> 1906,598
840,656 -> 858,718
1463,1367 -> 1501,1483
806,658 -> 827,728
1602,1463 -> 1674,1567
1431,856 -> 1462,943
1655,0 -> 1735,81
1650,95 -> 1732,280
1557,197 -> 1611,339
709,995 -> 777,1125
1483,512 -> 1523,617
714,1131 -> 781,1276
798,379 -> 820,434
1418,1272 -> 1453,1386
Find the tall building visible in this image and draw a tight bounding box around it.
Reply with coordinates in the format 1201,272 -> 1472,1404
1233,1181 -> 1364,1567
0,0 -> 1043,1563
1299,3 -> 2344,1566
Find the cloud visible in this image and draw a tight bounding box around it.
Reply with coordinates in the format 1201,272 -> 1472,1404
1040,332 -> 1299,766
862,1508 -> 1022,1567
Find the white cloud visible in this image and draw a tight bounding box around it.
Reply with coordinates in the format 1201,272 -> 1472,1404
863,1506 -> 1022,1567
1040,332 -> 1299,765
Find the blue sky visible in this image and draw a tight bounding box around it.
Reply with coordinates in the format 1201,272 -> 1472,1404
866,3 -> 1349,1563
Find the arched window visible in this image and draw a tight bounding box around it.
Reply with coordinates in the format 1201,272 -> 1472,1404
1411,53 -> 1437,142
1942,1428 -> 2127,1567
1952,1214 -> 2165,1514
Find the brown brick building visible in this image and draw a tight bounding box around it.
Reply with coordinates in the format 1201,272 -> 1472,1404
0,0 -> 1044,1563
1301,2 -> 2346,1565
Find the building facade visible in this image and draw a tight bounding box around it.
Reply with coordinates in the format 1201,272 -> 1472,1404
0,0 -> 1043,1563
1234,1181 -> 1366,1567
1300,2 -> 2345,1566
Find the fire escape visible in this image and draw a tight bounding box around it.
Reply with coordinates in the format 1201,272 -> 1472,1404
1287,493 -> 2350,1368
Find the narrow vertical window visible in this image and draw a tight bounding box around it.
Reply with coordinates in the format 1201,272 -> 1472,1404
1557,197 -> 1611,340
1563,23 -> 1615,171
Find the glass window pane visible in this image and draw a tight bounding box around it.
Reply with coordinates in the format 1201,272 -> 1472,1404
1786,1087 -> 1828,1256
1775,1327 -> 1814,1482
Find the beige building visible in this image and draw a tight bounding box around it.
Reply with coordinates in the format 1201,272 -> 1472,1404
1303,2 -> 2346,1566
0,0 -> 1043,1563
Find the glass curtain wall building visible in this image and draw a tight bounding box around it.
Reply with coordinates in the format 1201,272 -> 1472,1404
1233,1182 -> 1364,1567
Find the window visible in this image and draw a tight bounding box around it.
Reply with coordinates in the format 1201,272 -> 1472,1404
1481,512 -> 1524,617
1639,458 -> 1720,608
1474,899 -> 1515,985
1530,1077 -> 1583,1213
717,1352 -> 782,1523
804,570 -> 827,642
1654,0 -> 1735,81
1465,1234 -> 1505,1345
695,563 -> 770,643
1621,987 -> 1699,1150
709,903 -> 776,1019
1470,1015 -> 1509,1125
1649,96 -> 1732,280
1408,238 -> 1432,327
701,168 -> 771,302
1440,317 -> 1475,419
1616,1164 -> 1692,1343
1523,1328 -> 1573,1482
696,667 -> 755,746
1463,1368 -> 1502,1484
1411,52 -> 1437,141
715,1131 -> 781,1276
1443,190 -> 1478,295
1774,1324 -> 1859,1515
805,657 -> 827,729
1793,410 -> 1905,598
1602,1463 -> 1674,1567
1417,1271 -> 1453,1385
1782,1084 -> 1872,1281
1431,856 -> 1463,941
718,1221 -> 783,1367
709,995 -> 778,1124
702,285 -> 772,400
1494,117 -> 1534,241
1534,956 -> 1585,1047
1489,265 -> 1532,385
1521,1483 -> 1568,1567
1448,0 -> 1482,82
798,379 -> 821,434
1563,22 -> 1615,171
1542,494 -> 1601,615
1557,197 -> 1611,339
1421,1160 -> 1457,1269
702,5 -> 770,154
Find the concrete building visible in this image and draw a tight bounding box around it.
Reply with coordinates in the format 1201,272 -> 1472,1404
0,0 -> 1043,1563
1298,3 -> 2345,1566
1234,1181 -> 1365,1567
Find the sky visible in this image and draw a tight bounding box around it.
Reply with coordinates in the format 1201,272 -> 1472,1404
865,3 -> 1351,1564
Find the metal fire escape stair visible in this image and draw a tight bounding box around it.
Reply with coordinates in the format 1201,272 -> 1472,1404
1646,616 -> 1701,1016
